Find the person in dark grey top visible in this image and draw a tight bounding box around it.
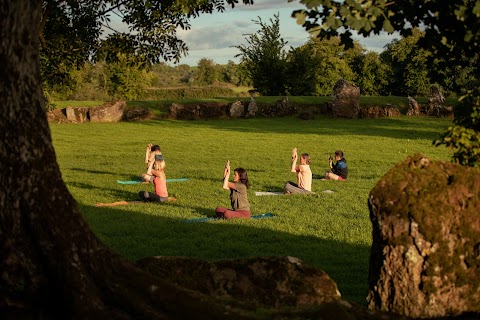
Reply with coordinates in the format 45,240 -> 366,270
215,160 -> 251,219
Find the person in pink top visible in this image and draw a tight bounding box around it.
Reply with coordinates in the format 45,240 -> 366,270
284,147 -> 313,194
141,143 -> 162,183
138,154 -> 171,202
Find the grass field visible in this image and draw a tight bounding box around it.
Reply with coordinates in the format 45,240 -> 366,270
49,114 -> 453,305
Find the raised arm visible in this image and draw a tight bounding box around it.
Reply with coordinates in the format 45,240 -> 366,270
290,147 -> 299,172
144,143 -> 152,164
146,158 -> 155,176
222,160 -> 235,190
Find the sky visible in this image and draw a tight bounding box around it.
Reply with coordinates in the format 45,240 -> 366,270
172,0 -> 400,66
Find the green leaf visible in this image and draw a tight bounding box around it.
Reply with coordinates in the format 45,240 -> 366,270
473,0 -> 480,17
300,0 -> 323,9
294,11 -> 307,25
383,19 -> 394,33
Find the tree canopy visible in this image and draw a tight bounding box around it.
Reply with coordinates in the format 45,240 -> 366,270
40,0 -> 253,87
292,0 -> 480,166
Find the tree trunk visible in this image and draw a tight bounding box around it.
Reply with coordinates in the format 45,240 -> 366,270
0,1 -> 253,318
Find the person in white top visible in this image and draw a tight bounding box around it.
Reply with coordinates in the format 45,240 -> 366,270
284,147 -> 313,194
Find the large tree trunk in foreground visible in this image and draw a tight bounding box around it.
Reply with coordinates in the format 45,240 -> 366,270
0,1 -> 250,318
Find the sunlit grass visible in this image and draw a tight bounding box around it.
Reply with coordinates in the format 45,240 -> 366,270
50,114 -> 453,304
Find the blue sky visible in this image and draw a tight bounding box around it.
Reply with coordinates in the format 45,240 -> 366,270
173,0 -> 399,66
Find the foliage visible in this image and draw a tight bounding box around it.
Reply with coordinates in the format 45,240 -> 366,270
104,53 -> 156,100
42,89 -> 56,112
435,89 -> 480,166
221,60 -> 251,87
380,29 -> 432,96
235,13 -> 289,96
195,58 -> 219,85
292,0 -> 480,166
352,51 -> 391,96
142,85 -> 239,100
286,37 -> 359,96
40,0 -> 254,88
49,115 -> 452,303
432,53 -> 479,97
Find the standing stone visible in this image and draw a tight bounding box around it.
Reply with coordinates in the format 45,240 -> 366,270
406,96 -> 420,116
331,80 -> 360,118
229,100 -> 244,118
427,85 -> 445,116
367,154 -> 480,318
246,99 -> 258,118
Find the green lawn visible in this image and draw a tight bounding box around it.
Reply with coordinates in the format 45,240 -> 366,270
49,114 -> 453,305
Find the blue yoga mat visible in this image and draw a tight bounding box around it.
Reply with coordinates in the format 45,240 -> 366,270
183,213 -> 274,223
117,178 -> 189,184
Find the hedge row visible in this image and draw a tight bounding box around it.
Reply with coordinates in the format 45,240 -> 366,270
143,86 -> 241,100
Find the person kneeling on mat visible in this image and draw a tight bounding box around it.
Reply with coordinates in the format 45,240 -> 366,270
215,160 -> 251,219
139,154 -> 172,203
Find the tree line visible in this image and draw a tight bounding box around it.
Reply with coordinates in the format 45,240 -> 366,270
44,16 -> 478,103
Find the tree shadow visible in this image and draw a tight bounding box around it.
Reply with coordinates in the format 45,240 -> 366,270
70,167 -> 118,175
159,116 -> 452,141
80,203 -> 371,305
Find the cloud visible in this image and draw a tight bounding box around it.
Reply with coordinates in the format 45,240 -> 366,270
172,0 -> 401,65
178,21 -> 251,50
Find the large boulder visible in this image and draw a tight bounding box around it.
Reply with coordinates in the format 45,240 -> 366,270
136,255 -> 341,308
122,106 -> 155,121
169,102 -> 228,119
89,100 -> 126,122
229,100 -> 244,117
367,154 -> 480,318
169,103 -> 199,120
47,108 -> 69,123
65,106 -> 89,123
332,80 -> 360,118
261,96 -> 296,117
359,106 -> 400,118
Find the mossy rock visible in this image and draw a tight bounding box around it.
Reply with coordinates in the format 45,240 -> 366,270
367,154 -> 480,318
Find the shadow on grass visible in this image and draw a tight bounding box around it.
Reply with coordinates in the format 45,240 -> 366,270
80,203 -> 371,305
70,167 -> 119,175
135,116 -> 452,141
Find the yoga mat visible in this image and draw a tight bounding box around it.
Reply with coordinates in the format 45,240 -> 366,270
117,178 -> 189,184
183,213 -> 274,223
256,190 -> 334,195
255,191 -> 284,196
95,197 -> 177,207
322,190 -> 335,193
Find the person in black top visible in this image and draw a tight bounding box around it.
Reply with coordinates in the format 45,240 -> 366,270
325,150 -> 348,180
